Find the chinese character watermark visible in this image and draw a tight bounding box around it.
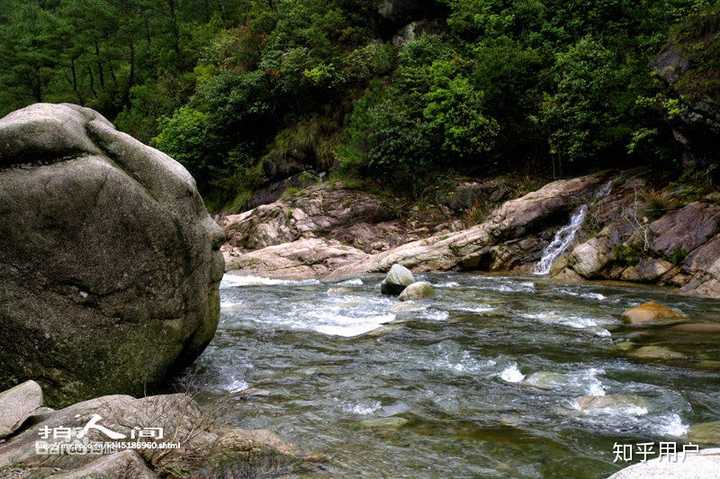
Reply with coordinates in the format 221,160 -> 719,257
35,415 -> 178,456
612,441 -> 701,463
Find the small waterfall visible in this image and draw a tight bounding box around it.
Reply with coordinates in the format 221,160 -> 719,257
534,205 -> 588,275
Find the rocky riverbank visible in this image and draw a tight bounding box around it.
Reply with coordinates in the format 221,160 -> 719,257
221,171 -> 720,298
0,381 -> 318,478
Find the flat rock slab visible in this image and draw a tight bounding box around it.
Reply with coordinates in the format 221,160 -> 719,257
0,381 -> 43,439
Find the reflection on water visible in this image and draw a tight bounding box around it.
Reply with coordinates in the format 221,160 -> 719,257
187,273 -> 720,478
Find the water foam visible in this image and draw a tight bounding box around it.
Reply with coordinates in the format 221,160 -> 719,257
534,205 -> 588,275
225,378 -> 249,393
343,400 -> 382,415
500,364 -> 526,383
221,274 -> 321,288
313,312 -> 396,337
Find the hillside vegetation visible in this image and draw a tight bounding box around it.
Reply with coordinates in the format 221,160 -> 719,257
1,0 -> 718,210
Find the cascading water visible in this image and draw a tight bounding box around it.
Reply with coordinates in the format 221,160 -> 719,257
534,204 -> 588,275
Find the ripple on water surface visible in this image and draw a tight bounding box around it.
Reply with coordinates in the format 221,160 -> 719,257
189,273 -> 720,478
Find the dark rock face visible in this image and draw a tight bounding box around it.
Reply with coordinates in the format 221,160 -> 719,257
0,104 -> 225,406
654,10 -> 720,182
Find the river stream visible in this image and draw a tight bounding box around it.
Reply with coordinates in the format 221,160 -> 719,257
186,273 -> 720,478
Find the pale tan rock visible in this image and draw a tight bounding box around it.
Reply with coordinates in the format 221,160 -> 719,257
398,281 -> 435,301
0,381 -> 43,439
621,258 -> 674,282
621,302 -> 686,325
629,345 -> 687,360
225,238 -> 370,279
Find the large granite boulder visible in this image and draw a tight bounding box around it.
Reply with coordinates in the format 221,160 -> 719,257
0,103 -> 225,406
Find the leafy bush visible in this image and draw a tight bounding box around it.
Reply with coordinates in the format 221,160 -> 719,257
154,107 -> 210,181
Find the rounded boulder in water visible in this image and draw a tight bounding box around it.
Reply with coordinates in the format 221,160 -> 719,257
398,281 -> 435,301
621,301 -> 686,326
380,264 -> 415,296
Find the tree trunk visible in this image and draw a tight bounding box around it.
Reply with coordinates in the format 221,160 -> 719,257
166,0 -> 181,61
69,57 -> 85,105
122,40 -> 136,110
94,40 -> 105,88
87,66 -> 98,98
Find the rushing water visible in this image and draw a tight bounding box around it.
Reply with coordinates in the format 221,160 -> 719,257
187,273 -> 720,478
534,205 -> 589,275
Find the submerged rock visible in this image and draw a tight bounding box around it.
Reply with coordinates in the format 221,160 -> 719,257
0,380 -> 43,439
0,103 -> 224,406
688,421 -> 720,445
574,394 -> 648,415
607,448 -> 720,479
523,372 -> 567,390
381,264 -> 415,296
398,281 -> 435,301
621,302 -> 686,326
629,345 -> 687,361
670,322 -> 720,334
359,417 -> 409,429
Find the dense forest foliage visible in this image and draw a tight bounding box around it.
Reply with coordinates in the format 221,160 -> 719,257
1,0 -> 718,210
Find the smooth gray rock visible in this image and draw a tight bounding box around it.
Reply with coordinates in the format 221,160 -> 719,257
398,281 -> 434,301
381,264 -> 415,295
0,380 -> 43,439
0,104 -> 225,406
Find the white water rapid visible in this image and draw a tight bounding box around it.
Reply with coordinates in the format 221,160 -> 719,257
534,204 -> 588,275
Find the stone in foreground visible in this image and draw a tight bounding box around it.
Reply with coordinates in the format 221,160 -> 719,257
621,302 -> 686,326
0,380 -> 43,439
0,104 -> 225,406
607,448 -> 720,479
398,281 -> 435,301
381,264 -> 415,295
